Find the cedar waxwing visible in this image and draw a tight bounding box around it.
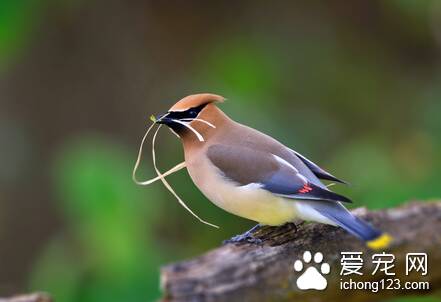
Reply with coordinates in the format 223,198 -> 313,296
151,93 -> 392,249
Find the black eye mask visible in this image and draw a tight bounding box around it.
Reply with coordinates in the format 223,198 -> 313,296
167,103 -> 207,120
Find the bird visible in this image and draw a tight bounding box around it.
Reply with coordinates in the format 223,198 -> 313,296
152,93 -> 392,250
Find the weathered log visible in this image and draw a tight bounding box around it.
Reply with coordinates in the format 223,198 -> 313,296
161,202 -> 441,302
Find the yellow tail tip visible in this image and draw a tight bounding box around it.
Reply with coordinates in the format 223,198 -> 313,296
367,233 -> 393,250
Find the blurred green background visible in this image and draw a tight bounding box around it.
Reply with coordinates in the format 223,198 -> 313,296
0,0 -> 440,301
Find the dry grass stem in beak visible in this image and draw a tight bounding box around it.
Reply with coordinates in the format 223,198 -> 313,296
132,121 -> 219,229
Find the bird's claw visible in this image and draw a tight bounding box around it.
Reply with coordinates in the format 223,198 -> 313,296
223,222 -> 302,245
223,224 -> 264,245
223,233 -> 263,245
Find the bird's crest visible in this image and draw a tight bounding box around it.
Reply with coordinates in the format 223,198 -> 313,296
169,93 -> 225,112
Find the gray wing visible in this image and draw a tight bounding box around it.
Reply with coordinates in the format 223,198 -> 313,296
206,144 -> 351,203
291,149 -> 347,184
219,123 -> 346,186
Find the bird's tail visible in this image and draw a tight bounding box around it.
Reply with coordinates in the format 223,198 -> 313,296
312,203 -> 393,250
335,215 -> 392,250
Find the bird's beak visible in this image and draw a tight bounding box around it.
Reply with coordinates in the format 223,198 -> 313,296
154,113 -> 172,125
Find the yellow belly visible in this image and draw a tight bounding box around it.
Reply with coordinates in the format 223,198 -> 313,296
187,155 -> 298,225
197,177 -> 298,226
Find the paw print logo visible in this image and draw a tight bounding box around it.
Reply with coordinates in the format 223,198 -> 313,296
293,251 -> 330,290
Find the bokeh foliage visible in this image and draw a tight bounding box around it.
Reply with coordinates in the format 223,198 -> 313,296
31,138 -> 164,301
0,0 -> 40,69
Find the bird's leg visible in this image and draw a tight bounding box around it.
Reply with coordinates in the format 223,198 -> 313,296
223,221 -> 305,245
223,224 -> 264,245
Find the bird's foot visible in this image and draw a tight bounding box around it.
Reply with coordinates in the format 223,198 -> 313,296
223,224 -> 263,245
223,233 -> 263,245
223,222 -> 304,245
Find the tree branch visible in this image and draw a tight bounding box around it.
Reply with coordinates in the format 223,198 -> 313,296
0,293 -> 52,302
161,202 -> 441,302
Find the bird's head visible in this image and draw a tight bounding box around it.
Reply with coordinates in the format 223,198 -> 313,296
154,93 -> 226,141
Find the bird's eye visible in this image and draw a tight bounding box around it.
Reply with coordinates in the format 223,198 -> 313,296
188,110 -> 198,118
